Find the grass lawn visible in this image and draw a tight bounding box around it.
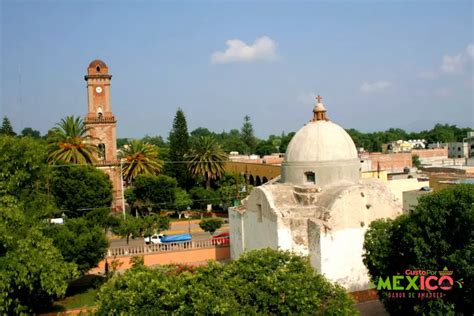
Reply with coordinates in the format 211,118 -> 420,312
47,275 -> 102,312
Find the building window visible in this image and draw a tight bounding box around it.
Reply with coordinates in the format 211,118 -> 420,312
305,171 -> 315,184
97,106 -> 103,119
96,66 -> 101,72
98,143 -> 106,161
458,147 -> 461,151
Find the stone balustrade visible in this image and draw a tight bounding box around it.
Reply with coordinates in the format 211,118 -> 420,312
84,116 -> 116,123
107,238 -> 229,257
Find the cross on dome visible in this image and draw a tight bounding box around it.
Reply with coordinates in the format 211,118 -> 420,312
312,94 -> 328,121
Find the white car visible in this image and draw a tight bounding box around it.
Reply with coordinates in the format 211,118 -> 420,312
144,234 -> 163,245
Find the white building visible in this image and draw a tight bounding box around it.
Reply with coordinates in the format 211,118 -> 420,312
448,142 -> 469,158
229,98 -> 402,292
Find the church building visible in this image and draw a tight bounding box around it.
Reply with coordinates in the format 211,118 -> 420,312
229,97 -> 402,292
84,60 -> 124,211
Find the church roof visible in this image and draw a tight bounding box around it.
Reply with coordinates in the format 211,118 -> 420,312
284,97 -> 357,163
88,59 -> 108,68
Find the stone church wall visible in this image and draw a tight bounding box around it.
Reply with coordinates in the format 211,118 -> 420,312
319,227 -> 371,292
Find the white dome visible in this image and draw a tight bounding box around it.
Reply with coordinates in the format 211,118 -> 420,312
285,120 -> 358,163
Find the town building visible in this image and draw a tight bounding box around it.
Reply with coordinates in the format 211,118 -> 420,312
382,139 -> 426,153
448,142 -> 469,158
84,60 -> 124,211
229,97 -> 406,292
447,132 -> 474,159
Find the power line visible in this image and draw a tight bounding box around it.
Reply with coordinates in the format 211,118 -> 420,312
55,193 -> 247,213
48,160 -> 254,167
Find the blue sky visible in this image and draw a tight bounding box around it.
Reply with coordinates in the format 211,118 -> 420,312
1,0 -> 473,138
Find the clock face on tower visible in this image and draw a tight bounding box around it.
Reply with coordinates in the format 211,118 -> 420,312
95,86 -> 103,93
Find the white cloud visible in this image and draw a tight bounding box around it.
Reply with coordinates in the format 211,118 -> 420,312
440,43 -> 474,74
360,81 -> 392,93
467,43 -> 474,59
441,53 -> 465,73
211,36 -> 278,64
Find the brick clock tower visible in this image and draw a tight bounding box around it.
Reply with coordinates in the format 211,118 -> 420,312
84,59 -> 123,211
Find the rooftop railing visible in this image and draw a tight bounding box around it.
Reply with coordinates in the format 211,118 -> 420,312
107,238 -> 229,257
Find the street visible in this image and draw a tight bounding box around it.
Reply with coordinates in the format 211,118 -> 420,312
109,222 -> 229,248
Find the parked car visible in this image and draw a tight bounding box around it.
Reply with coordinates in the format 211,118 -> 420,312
144,233 -> 163,245
212,232 -> 230,245
144,233 -> 192,245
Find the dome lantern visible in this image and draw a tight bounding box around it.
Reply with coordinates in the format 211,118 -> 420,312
312,95 -> 328,121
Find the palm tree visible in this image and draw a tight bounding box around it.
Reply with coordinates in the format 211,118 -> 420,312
119,140 -> 163,183
48,116 -> 97,164
185,136 -> 228,189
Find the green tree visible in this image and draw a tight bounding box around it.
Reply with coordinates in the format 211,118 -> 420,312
217,129 -> 249,154
142,213 -> 170,236
174,188 -> 192,218
0,136 -> 78,313
0,116 -> 16,136
271,137 -> 282,152
240,115 -> 257,154
225,249 -> 357,314
426,123 -> 457,143
279,131 -> 295,153
0,135 -> 53,218
116,137 -> 130,148
119,140 -> 164,184
363,184 -> 474,314
168,108 -> 193,188
84,207 -> 120,233
50,165 -> 113,217
186,136 -> 228,189
189,186 -> 220,217
199,217 -> 223,235
141,135 -> 167,147
47,116 -> 97,164
255,139 -> 275,156
217,173 -> 253,208
124,187 -> 139,214
43,217 -> 109,273
412,154 -> 421,169
20,127 -> 41,138
131,174 -> 177,212
0,205 -> 77,314
95,248 -> 356,315
112,214 -> 143,245
190,127 -> 215,146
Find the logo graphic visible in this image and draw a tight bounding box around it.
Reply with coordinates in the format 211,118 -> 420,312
369,267 -> 464,299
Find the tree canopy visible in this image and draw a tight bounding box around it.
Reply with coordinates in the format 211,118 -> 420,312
50,165 -> 113,217
131,174 -> 178,211
0,135 -> 53,218
20,127 -> 41,138
0,116 -> 16,136
96,248 -> 356,315
363,184 -> 474,314
240,115 -> 257,154
43,217 -> 109,273
168,108 -> 193,188
47,116 -> 97,164
186,135 -> 228,189
0,137 -> 78,313
199,217 -> 223,235
119,140 -> 163,183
